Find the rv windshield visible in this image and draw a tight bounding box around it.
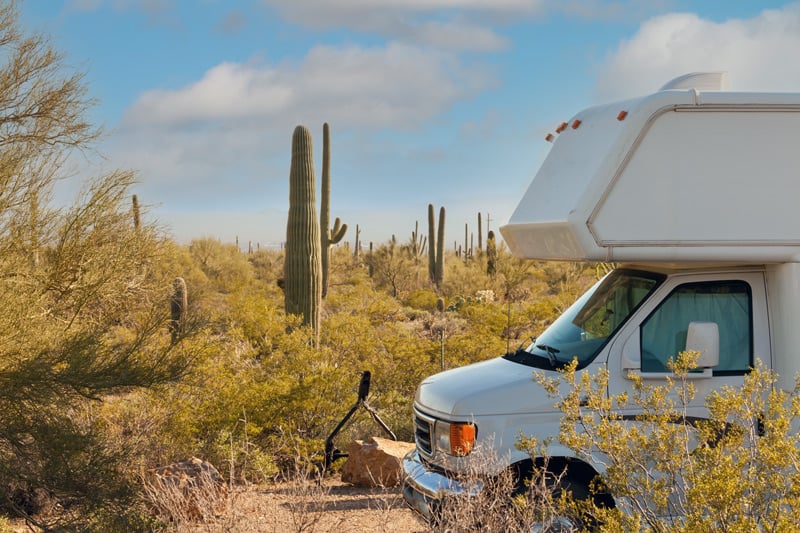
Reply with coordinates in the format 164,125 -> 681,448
506,269 -> 664,370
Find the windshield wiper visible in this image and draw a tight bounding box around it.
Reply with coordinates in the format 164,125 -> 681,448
535,343 -> 561,366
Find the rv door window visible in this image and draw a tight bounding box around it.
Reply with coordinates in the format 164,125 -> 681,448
640,281 -> 752,374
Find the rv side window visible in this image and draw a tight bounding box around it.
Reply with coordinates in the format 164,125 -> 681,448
640,281 -> 752,374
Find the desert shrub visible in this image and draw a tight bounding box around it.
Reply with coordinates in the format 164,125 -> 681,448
0,4 -> 194,526
403,288 -> 439,311
538,352 -> 800,531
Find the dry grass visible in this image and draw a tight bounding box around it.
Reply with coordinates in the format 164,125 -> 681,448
142,468 -> 425,532
140,443 -> 582,532
430,445 -> 580,533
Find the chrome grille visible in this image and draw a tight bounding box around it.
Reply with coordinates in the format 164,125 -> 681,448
413,410 -> 434,457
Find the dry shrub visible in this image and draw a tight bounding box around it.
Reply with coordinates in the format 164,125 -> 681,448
431,443 -> 580,533
277,463 -> 338,533
142,458 -> 228,527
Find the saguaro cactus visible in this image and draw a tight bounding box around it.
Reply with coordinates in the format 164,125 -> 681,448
427,204 -> 446,287
284,125 -> 322,344
486,230 -> 497,277
428,205 -> 436,282
320,122 -> 348,299
170,277 -> 187,342
353,224 -> 361,258
132,194 -> 141,231
477,212 -> 483,251
411,220 -> 426,262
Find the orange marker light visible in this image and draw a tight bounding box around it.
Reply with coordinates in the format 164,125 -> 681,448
545,133 -> 554,142
617,110 -> 628,121
571,119 -> 582,129
450,423 -> 476,457
555,122 -> 568,133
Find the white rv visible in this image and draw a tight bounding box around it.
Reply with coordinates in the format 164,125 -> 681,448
402,73 -> 800,519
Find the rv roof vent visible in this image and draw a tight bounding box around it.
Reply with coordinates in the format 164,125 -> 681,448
659,72 -> 728,91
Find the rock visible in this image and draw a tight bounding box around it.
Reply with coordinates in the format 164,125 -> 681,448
147,456 -> 228,521
341,437 -> 415,487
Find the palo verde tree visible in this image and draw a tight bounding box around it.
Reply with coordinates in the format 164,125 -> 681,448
0,4 -> 190,527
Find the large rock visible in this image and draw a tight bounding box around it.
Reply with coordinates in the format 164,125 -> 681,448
341,437 -> 415,487
147,456 -> 227,521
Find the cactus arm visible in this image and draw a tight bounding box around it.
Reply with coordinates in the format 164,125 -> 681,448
330,217 -> 348,244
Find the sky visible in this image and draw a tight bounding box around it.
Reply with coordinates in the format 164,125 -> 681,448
16,0 -> 800,249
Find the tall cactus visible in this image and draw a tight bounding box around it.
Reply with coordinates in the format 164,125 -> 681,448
320,122 -> 348,299
427,205 -> 436,282
436,206 -> 445,286
411,220 -> 426,262
477,212 -> 482,251
486,230 -> 497,277
132,194 -> 141,231
353,224 -> 361,258
427,204 -> 446,287
284,125 -> 322,345
170,277 -> 188,342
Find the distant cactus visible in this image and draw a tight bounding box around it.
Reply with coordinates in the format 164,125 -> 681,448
426,205 -> 446,287
427,205 -> 436,282
477,212 -> 482,251
132,194 -> 141,231
284,125 -> 322,345
464,223 -> 469,263
170,277 -> 187,342
368,241 -> 374,278
411,220 -> 426,261
353,224 -> 361,258
320,122 -> 348,299
486,230 -> 497,277
436,207 -> 445,286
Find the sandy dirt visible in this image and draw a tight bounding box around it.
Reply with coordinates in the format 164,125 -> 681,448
185,478 -> 429,533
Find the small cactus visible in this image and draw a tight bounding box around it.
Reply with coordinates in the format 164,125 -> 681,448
368,241 -> 374,278
132,194 -> 141,231
170,277 -> 188,342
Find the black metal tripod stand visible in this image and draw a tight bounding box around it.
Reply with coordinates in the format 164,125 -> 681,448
324,370 -> 397,470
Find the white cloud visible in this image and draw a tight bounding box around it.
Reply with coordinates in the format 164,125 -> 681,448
109,42 -> 494,239
123,43 -> 492,130
595,4 -> 800,102
67,0 -> 175,12
261,0 -> 542,51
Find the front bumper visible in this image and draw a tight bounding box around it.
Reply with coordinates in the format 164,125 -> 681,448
401,449 -> 482,519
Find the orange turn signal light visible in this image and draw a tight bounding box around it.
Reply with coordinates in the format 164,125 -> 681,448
617,110 -> 628,121
450,423 -> 476,457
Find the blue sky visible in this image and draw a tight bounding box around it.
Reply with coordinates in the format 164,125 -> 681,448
17,0 -> 800,248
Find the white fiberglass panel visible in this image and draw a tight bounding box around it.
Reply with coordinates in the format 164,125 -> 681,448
591,110 -> 800,246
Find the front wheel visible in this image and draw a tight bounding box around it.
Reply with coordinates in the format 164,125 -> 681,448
532,478 -> 590,532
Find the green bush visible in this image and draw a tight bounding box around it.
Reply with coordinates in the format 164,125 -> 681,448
538,352 -> 800,531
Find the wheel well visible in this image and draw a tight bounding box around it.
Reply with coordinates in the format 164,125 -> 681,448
511,456 -> 616,509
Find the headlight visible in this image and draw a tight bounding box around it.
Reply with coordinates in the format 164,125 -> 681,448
434,421 -> 476,457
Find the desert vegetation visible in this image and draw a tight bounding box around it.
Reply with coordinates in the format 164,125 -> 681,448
6,2 -> 800,531
0,5 -> 593,528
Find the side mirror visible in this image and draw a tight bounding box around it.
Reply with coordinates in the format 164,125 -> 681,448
685,321 -> 719,368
